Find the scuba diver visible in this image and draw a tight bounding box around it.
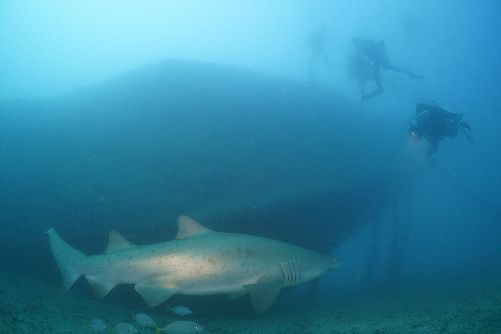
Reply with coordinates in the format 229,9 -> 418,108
408,102 -> 472,156
307,26 -> 330,81
349,37 -> 423,101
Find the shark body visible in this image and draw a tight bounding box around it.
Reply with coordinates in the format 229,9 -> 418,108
47,216 -> 338,312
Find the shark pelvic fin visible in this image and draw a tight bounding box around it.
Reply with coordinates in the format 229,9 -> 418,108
135,284 -> 177,307
176,215 -> 212,240
227,291 -> 247,301
85,275 -> 116,298
105,230 -> 134,253
244,275 -> 282,313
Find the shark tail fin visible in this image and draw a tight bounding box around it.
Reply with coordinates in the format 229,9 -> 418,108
46,228 -> 87,291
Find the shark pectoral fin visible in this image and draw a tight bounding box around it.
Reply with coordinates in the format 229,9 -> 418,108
244,276 -> 283,313
85,275 -> 116,299
135,284 -> 176,307
227,291 -> 247,301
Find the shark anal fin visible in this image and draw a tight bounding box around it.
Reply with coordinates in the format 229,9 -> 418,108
105,230 -> 134,253
244,275 -> 282,313
135,284 -> 176,307
85,275 -> 116,299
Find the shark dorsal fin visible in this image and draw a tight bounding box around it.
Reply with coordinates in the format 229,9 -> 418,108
105,230 -> 134,253
176,215 -> 212,240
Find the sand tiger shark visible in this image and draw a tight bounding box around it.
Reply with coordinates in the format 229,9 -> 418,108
47,215 -> 339,313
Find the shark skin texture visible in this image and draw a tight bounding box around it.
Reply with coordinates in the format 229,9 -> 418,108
47,215 -> 339,313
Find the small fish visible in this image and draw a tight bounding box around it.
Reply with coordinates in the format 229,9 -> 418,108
133,313 -> 156,327
168,306 -> 193,316
113,323 -> 138,334
89,318 -> 107,332
159,321 -> 204,334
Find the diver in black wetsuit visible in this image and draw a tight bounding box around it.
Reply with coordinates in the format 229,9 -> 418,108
349,37 -> 422,101
408,102 -> 472,156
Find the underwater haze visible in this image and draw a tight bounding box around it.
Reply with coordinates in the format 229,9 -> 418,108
1,1 -> 501,333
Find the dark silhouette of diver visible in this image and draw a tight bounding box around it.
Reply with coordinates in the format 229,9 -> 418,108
307,26 -> 329,81
349,37 -> 422,101
408,102 -> 472,156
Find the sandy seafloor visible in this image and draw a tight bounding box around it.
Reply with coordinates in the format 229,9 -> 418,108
1,272 -> 500,334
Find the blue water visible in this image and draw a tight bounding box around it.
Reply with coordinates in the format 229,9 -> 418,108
1,1 -> 500,332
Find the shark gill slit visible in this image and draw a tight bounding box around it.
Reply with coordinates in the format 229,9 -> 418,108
279,260 -> 299,286
292,260 -> 301,284
279,262 -> 288,285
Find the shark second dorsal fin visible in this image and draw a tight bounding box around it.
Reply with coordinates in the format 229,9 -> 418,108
105,230 -> 134,253
176,215 -> 212,240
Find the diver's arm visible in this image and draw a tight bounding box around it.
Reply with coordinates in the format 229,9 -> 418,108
385,62 -> 423,79
400,66 -> 423,79
385,63 -> 403,73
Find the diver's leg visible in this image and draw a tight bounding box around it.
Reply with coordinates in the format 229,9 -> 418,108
426,138 -> 439,156
362,72 -> 384,101
460,120 -> 472,131
400,66 -> 423,79
386,64 -> 403,73
374,71 -> 384,95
